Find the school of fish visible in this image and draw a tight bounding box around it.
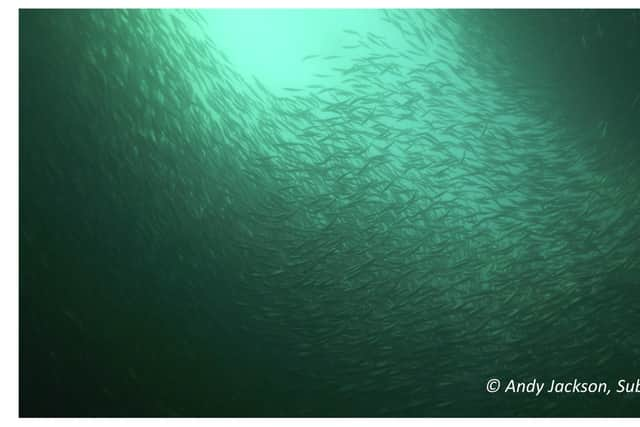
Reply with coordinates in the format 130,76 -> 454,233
19,9 -> 640,416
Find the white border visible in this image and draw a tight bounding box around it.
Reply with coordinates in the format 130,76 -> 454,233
3,2 -> 18,426
10,1 -> 640,9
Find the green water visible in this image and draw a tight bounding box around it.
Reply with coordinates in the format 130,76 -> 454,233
19,9 -> 640,417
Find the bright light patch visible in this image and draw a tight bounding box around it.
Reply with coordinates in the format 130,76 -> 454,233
200,9 -> 393,94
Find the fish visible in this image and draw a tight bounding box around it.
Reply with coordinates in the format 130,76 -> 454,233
19,8 -> 640,418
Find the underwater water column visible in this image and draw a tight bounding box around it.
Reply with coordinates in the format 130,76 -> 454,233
19,9 -> 640,417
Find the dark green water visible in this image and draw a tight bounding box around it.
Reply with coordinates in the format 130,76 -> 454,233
19,9 -> 640,417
